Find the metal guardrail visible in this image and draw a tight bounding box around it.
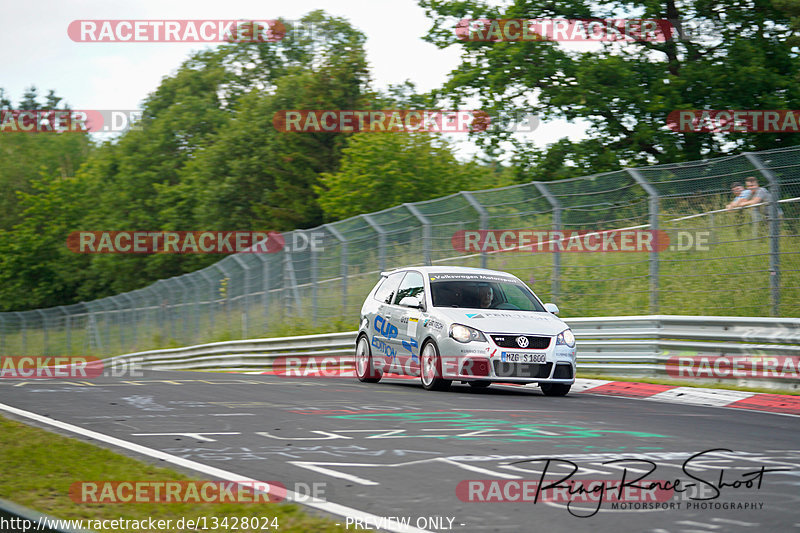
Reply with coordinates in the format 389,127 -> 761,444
107,331 -> 356,372
107,315 -> 800,390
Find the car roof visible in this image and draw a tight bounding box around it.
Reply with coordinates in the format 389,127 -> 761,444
379,265 -> 518,278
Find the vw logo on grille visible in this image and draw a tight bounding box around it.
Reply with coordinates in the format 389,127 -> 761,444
515,336 -> 529,348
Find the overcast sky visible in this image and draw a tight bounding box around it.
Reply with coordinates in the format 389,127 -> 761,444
2,0 -> 586,157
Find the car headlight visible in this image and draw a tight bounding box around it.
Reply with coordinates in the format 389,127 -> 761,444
449,324 -> 487,343
556,328 -> 576,347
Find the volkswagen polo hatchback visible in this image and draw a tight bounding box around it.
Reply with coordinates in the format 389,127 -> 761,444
355,266 -> 576,395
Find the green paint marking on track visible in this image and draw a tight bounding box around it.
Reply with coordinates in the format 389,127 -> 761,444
328,412 -> 671,440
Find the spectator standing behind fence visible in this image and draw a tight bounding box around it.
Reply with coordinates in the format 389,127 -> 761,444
726,182 -> 752,210
738,177 -> 782,213
736,176 -> 782,235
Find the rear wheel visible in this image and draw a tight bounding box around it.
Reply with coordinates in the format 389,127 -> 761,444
355,335 -> 381,383
468,380 -> 491,389
540,383 -> 571,396
420,341 -> 451,391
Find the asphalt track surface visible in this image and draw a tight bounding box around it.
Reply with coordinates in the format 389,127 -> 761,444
1,370 -> 799,533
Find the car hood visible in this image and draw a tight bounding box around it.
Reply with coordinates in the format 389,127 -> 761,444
432,308 -> 569,336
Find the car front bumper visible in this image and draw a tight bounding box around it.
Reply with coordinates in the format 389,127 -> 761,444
437,336 -> 576,384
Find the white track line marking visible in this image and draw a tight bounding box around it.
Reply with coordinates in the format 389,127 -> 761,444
0,402 -> 432,533
130,432 -> 241,442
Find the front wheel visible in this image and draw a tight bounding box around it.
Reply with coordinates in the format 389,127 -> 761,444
540,383 -> 571,396
355,335 -> 381,383
420,341 -> 451,391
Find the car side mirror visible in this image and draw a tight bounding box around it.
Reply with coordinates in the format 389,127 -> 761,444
544,303 -> 559,315
399,296 -> 424,309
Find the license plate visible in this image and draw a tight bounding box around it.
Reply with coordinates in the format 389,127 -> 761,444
501,352 -> 546,363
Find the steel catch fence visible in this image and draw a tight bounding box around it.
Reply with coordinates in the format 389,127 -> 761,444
1,146 -> 799,357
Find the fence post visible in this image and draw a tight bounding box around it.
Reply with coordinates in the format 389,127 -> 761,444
152,280 -> 168,342
108,296 -> 124,354
119,294 -> 136,351
139,288 -> 154,347
252,254 -> 270,333
104,299 -> 114,352
215,264 -> 232,335
533,182 -> 562,303
362,214 -> 387,272
65,311 -> 71,356
281,248 -> 290,316
281,247 -> 294,316
627,168 -> 660,313
36,310 -> 48,355
282,238 -> 302,316
83,305 -> 101,353
404,203 -> 432,265
744,152 -> 781,316
166,282 -> 177,342
200,270 -> 216,334
171,278 -> 188,344
461,191 -> 488,268
182,276 -> 198,345
231,256 -> 251,338
16,312 -> 26,354
310,234 -> 318,323
325,224 -> 348,309
55,306 -> 70,356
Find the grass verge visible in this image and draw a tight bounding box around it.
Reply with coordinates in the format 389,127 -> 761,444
0,415 -> 349,533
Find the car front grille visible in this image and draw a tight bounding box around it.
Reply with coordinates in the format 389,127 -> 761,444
490,335 -> 552,350
492,361 -> 553,378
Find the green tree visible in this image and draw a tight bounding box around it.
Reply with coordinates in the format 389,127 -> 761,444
0,87 -> 91,230
0,11 -> 380,309
183,12 -> 373,231
773,0 -> 800,47
0,172 -> 94,311
317,132 -> 484,220
419,0 -> 800,179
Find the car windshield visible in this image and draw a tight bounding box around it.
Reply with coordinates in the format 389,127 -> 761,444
429,275 -> 546,312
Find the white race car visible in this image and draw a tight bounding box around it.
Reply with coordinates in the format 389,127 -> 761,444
355,266 -> 576,395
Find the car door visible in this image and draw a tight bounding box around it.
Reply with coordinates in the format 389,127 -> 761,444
369,272 -> 405,369
392,271 -> 426,374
